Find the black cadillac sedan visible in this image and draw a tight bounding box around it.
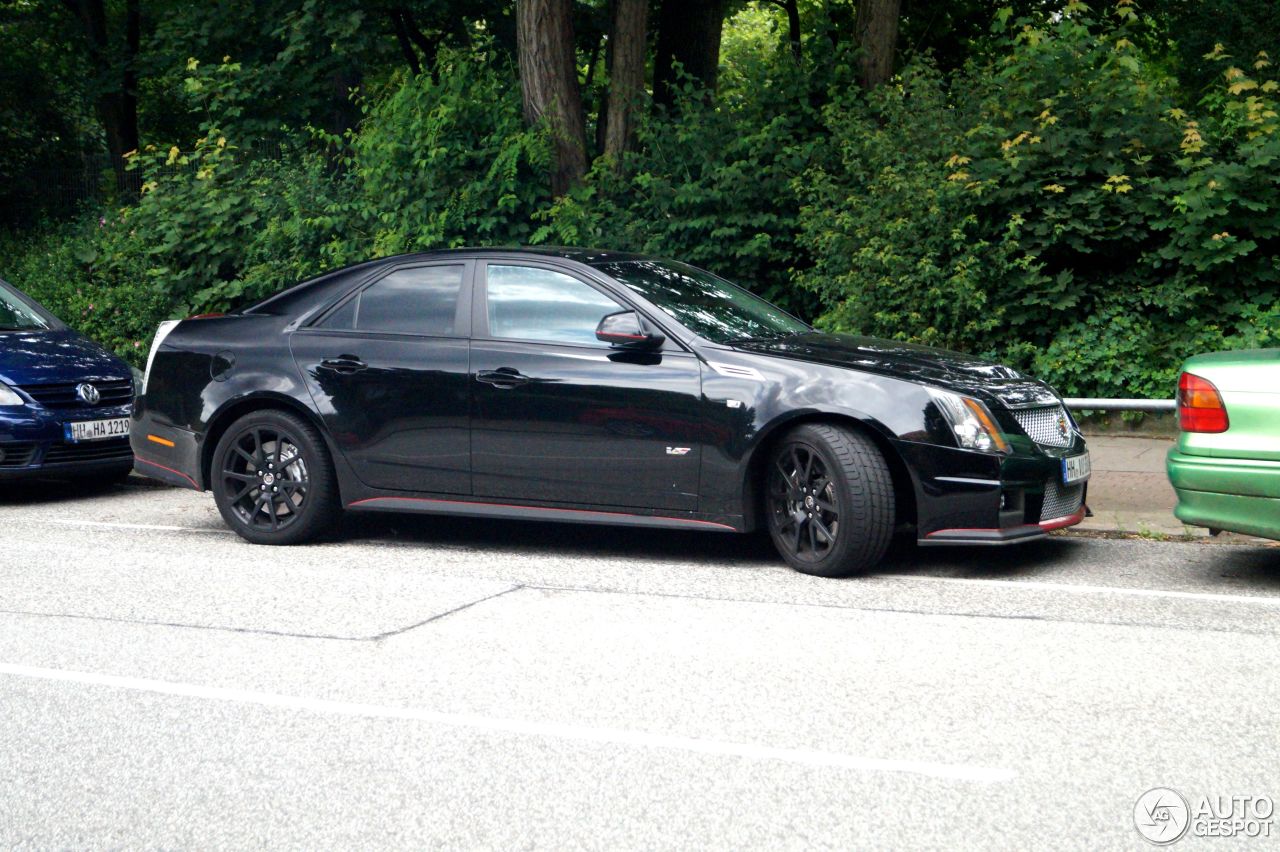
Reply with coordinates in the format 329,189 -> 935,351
131,249 -> 1089,576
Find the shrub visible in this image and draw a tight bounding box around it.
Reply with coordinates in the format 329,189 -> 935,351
0,217 -> 170,366
795,59 -> 1014,351
799,1 -> 1280,397
344,48 -> 552,256
536,30 -> 835,319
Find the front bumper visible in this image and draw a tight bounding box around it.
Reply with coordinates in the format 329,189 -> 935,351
0,404 -> 134,480
898,439 -> 1089,546
1167,449 -> 1280,541
919,504 -> 1087,546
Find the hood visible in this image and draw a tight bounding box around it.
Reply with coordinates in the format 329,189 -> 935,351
0,328 -> 130,387
735,332 -> 1061,408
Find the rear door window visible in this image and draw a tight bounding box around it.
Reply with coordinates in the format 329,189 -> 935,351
320,265 -> 464,337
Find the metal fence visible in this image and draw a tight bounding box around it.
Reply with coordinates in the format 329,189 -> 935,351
1064,398 -> 1177,412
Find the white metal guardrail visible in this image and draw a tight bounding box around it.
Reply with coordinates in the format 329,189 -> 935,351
1064,398 -> 1177,412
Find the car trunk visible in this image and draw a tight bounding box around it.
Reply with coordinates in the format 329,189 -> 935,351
1179,349 -> 1280,462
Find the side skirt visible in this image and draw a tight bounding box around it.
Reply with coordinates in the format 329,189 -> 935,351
346,495 -> 741,533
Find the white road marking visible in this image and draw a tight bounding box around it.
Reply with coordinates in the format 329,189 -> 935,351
878,574 -> 1280,607
38,519 -> 234,535
0,662 -> 1013,783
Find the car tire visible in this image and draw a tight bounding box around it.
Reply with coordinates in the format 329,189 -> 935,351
764,423 -> 894,577
211,409 -> 340,545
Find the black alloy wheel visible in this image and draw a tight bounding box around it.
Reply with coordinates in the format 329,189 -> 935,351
211,409 -> 339,545
765,423 -> 895,577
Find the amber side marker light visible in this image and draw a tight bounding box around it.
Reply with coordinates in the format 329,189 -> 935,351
147,434 -> 176,447
961,397 -> 1011,454
1178,372 -> 1229,433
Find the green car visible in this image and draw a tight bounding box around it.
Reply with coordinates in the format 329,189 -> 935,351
1167,349 -> 1280,540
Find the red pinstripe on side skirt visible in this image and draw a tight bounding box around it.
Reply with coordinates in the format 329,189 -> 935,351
346,496 -> 736,531
134,456 -> 200,490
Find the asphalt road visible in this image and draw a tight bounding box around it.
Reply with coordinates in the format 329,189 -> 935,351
2,479 -> 1279,850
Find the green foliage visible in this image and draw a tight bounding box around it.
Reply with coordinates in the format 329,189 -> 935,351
537,26 -> 834,317
1149,0 -> 1280,96
0,217 -> 170,366
801,1 -> 1280,396
6,1 -> 1279,398
796,60 -> 1014,350
124,128 -> 264,314
345,48 -> 552,256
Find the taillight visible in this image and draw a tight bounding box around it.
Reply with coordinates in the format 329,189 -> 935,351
1178,372 -> 1229,433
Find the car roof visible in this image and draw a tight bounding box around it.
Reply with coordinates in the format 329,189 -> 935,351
239,247 -> 657,316
371,246 -> 654,266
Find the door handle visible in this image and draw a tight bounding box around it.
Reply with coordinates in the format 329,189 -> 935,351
318,355 -> 367,374
476,368 -> 530,388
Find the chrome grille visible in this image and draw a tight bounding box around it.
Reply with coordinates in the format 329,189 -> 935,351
1011,404 -> 1072,448
17,379 -> 132,410
1041,478 -> 1084,522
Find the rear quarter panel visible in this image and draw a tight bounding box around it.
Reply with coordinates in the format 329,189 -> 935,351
1178,351 -> 1280,462
137,314 -> 326,488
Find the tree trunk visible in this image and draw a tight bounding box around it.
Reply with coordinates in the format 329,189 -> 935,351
771,0 -> 801,62
64,0 -> 140,193
326,66 -> 363,138
603,0 -> 647,162
389,10 -> 423,76
517,0 -> 588,196
400,8 -> 441,77
653,0 -> 726,108
856,0 -> 900,89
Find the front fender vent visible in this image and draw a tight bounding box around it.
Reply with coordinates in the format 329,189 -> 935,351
707,362 -> 765,381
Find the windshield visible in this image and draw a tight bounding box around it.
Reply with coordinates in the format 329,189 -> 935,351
0,279 -> 50,331
596,259 -> 810,344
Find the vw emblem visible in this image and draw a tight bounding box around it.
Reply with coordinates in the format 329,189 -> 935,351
75,383 -> 101,405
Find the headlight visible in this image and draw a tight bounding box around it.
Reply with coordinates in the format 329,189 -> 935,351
131,366 -> 144,397
929,389 -> 1010,454
0,383 -> 24,406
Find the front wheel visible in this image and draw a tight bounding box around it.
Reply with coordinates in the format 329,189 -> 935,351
764,423 -> 895,577
211,409 -> 340,545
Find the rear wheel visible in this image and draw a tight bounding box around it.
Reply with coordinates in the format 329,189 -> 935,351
764,423 -> 894,577
211,409 -> 340,545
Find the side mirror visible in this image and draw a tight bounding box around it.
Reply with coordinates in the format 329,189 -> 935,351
595,310 -> 665,350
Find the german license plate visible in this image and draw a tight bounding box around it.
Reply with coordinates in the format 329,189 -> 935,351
1062,452 -> 1091,485
64,418 -> 131,442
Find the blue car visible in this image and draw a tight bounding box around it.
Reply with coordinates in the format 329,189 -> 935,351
0,277 -> 136,483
